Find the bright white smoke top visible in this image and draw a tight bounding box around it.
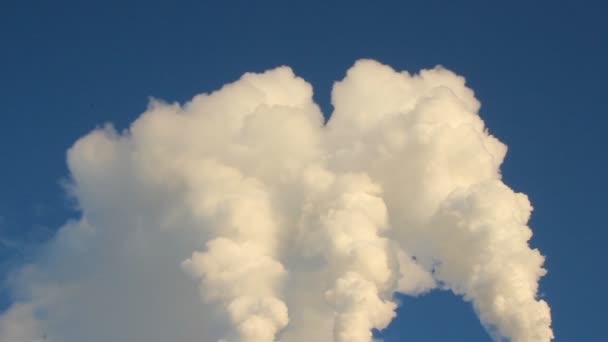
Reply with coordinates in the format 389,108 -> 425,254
0,60 -> 552,342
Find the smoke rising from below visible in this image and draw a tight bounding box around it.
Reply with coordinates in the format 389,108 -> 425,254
0,59 -> 552,342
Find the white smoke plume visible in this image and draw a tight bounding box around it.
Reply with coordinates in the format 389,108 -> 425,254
0,60 -> 552,342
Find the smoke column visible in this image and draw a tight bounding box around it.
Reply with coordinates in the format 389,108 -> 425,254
0,60 -> 552,342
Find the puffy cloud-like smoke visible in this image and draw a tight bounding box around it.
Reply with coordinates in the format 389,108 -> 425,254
0,60 -> 552,342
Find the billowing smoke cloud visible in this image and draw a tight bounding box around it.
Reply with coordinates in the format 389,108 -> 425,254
0,60 -> 552,342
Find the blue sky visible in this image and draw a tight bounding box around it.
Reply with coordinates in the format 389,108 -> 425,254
1,0 -> 606,340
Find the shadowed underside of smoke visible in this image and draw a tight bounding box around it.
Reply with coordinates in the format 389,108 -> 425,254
0,60 -> 552,342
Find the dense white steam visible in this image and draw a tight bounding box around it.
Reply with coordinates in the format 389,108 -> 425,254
0,60 -> 552,342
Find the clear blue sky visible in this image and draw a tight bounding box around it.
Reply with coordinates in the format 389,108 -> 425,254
1,0 -> 606,340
